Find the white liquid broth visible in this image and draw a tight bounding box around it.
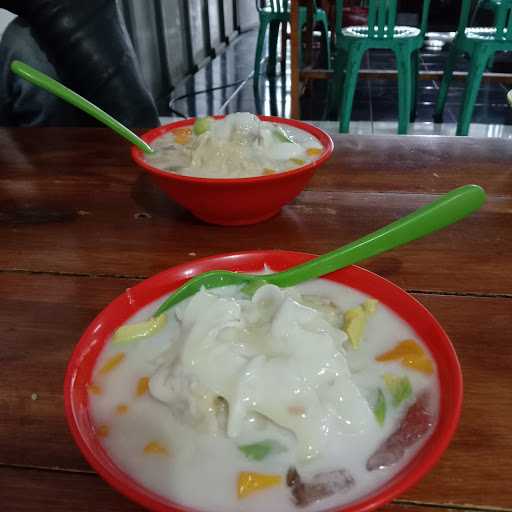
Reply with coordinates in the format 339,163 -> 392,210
90,278 -> 439,512
143,113 -> 324,178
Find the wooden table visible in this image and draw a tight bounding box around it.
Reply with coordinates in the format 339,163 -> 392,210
1,128 -> 511,511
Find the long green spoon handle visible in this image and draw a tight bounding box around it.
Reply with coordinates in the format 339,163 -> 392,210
10,60 -> 153,154
266,184 -> 486,287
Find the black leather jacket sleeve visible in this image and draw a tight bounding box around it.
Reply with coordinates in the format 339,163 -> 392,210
1,0 -> 160,128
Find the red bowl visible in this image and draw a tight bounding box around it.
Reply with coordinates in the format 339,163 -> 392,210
131,116 -> 334,226
64,251 -> 462,512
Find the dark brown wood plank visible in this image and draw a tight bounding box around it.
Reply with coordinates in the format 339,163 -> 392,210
0,273 -> 138,471
2,129 -> 512,196
1,273 -> 511,508
0,466 -> 484,512
313,134 -> 512,195
1,129 -> 511,294
0,466 -> 142,511
397,293 -> 512,508
0,187 -> 508,295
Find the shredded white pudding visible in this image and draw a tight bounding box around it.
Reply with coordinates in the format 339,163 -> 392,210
144,112 -> 324,178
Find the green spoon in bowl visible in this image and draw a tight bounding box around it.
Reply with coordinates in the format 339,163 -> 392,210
154,184 -> 486,316
10,60 -> 153,154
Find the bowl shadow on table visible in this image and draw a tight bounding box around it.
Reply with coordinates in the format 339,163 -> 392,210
130,172 -> 323,233
130,173 -> 197,224
0,198 -> 79,225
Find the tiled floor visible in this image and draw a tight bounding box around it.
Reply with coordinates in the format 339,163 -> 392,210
164,28 -> 512,138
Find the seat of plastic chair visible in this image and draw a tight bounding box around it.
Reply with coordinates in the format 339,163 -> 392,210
342,25 -> 420,39
259,6 -> 289,15
259,5 -> 288,11
258,2 -> 324,14
464,26 -> 510,40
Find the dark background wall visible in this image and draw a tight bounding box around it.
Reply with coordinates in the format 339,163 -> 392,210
119,0 -> 258,112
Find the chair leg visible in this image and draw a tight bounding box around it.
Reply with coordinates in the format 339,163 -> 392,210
267,20 -> 280,77
456,48 -> 489,136
253,19 -> 269,96
396,46 -> 412,135
434,46 -> 459,123
298,8 -> 306,68
268,76 -> 278,116
327,47 -> 346,117
410,50 -> 419,123
280,21 -> 287,73
338,46 -> 364,133
318,12 -> 331,69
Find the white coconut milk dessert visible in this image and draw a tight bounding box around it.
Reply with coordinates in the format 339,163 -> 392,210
144,112 -> 324,178
89,278 -> 438,512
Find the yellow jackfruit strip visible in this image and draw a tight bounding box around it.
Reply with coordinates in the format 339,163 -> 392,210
237,472 -> 282,499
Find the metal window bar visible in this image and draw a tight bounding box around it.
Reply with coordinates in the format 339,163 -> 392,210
201,0 -> 213,57
153,0 -> 173,92
218,0 -> 227,42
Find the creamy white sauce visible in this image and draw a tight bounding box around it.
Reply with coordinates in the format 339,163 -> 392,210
144,112 -> 324,178
90,279 -> 438,512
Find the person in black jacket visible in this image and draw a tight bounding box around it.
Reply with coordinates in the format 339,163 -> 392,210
0,0 -> 160,128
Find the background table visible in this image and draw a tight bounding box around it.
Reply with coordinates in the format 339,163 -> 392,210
1,128 -> 511,511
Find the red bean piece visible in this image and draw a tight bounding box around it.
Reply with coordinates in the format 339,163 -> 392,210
367,391 -> 433,471
287,467 -> 355,507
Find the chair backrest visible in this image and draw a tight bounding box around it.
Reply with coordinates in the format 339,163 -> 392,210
256,0 -> 320,13
335,0 -> 431,39
256,0 -> 289,13
369,0 -> 398,38
461,0 -> 512,40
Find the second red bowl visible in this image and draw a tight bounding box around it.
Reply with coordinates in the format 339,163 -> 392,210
131,116 -> 334,226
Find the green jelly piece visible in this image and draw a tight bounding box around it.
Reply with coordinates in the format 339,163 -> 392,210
373,388 -> 387,426
383,374 -> 413,407
193,116 -> 212,136
239,440 -> 287,461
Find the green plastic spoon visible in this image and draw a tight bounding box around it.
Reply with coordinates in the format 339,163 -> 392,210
10,60 -> 153,154
154,184 -> 486,316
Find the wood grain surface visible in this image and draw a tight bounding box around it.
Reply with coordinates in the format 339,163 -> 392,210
0,466 -> 472,512
1,274 -> 511,508
1,129 -> 510,294
1,127 -> 510,511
